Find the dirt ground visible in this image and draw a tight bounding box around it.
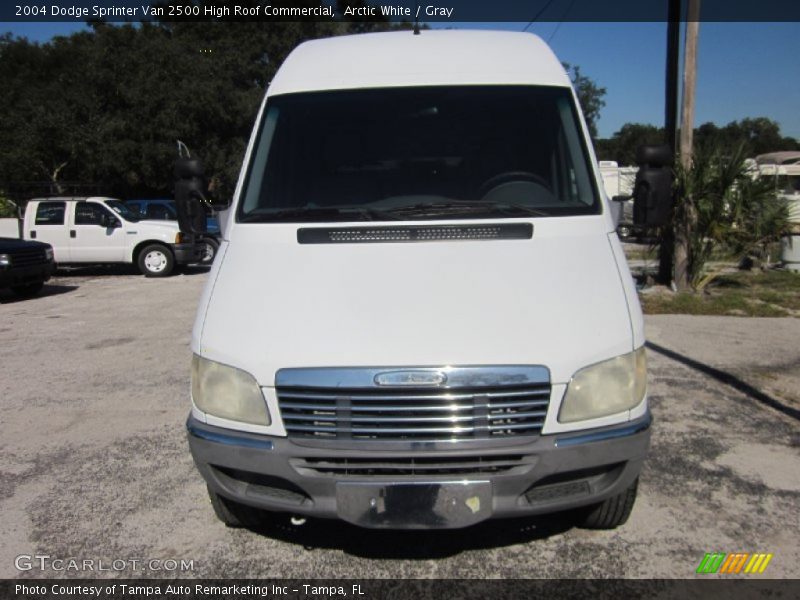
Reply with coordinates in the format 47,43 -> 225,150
1,269 -> 798,579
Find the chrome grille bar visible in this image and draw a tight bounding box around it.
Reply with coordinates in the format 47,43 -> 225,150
276,365 -> 551,441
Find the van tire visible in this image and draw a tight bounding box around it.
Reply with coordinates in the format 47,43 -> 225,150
577,478 -> 638,529
137,244 -> 174,277
207,486 -> 263,529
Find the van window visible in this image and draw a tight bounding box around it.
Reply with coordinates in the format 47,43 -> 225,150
35,201 -> 66,225
239,86 -> 600,222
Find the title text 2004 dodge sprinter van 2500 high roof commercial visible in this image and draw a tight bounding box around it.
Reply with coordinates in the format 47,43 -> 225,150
183,31 -> 673,530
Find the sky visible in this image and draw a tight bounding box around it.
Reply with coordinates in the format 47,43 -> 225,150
2,20 -> 799,140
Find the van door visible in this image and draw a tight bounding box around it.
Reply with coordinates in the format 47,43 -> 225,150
69,201 -> 126,262
28,201 -> 71,262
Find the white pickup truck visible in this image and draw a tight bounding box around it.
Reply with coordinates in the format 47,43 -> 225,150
22,197 -> 202,276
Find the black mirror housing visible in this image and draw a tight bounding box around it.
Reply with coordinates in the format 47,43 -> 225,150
174,157 -> 208,234
632,144 -> 673,228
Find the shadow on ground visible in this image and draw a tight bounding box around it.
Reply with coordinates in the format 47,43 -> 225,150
0,283 -> 79,304
242,511 -> 579,559
53,264 -> 210,277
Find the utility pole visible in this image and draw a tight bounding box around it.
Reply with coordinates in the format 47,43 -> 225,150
658,0 -> 682,285
674,0 -> 701,290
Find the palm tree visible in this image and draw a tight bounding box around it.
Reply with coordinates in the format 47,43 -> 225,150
672,144 -> 789,291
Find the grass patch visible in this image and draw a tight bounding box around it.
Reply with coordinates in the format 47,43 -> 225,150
640,269 -> 800,317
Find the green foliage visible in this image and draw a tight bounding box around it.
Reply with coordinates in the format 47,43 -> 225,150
563,62 -> 606,140
594,123 -> 665,164
673,144 -> 789,289
695,118 -> 800,157
0,193 -> 18,217
0,16 -> 340,201
596,118 -> 799,165
640,269 -> 800,317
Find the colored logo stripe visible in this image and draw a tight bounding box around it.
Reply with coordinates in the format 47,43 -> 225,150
696,553 -> 773,574
697,553 -> 726,573
744,553 -> 774,574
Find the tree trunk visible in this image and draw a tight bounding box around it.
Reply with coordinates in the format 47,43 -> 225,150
674,4 -> 701,291
674,195 -> 697,289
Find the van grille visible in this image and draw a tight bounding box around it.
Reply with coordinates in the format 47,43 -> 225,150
292,454 -> 534,476
277,381 -> 551,441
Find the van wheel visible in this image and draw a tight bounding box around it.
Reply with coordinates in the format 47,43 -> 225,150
577,478 -> 638,529
11,282 -> 44,297
199,238 -> 219,265
137,244 -> 174,277
207,486 -> 264,529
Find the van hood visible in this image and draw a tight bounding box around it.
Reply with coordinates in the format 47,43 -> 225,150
197,219 -> 634,385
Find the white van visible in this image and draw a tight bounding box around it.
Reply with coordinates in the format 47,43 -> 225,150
22,197 -> 202,276
185,31 -> 668,530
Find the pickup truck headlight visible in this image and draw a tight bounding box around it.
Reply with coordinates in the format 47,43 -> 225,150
559,347 -> 647,423
0,253 -> 9,267
191,355 -> 270,426
44,248 -> 54,261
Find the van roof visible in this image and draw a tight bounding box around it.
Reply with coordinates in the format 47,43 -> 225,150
268,30 -> 571,96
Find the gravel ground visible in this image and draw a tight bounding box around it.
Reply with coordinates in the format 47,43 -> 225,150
1,269 -> 798,579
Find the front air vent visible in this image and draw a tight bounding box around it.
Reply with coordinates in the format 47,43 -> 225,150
297,223 -> 533,244
292,454 -> 535,477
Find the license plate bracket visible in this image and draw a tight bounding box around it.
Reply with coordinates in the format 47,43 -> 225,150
336,480 -> 492,529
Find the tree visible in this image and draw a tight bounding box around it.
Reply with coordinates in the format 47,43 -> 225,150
595,123 -> 665,165
563,63 -> 606,140
0,16 -> 340,201
672,144 -> 789,290
695,118 -> 800,157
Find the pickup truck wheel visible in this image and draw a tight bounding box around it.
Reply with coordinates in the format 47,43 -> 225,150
11,282 -> 44,297
577,478 -> 638,530
199,238 -> 219,265
207,486 -> 264,529
137,244 -> 174,277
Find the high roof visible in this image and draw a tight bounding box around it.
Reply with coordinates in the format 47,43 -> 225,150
268,31 -> 571,96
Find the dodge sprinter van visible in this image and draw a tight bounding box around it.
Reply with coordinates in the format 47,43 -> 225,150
185,31 -> 658,530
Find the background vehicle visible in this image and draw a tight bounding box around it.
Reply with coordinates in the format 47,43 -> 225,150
21,197 -> 202,277
181,31 -> 672,531
0,237 -> 54,297
125,199 -> 221,264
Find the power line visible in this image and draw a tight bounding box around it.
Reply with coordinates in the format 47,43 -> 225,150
547,0 -> 576,43
522,0 -> 559,32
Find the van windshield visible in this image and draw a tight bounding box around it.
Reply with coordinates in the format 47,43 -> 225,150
238,86 -> 600,223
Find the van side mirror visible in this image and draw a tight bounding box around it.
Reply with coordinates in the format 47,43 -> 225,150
174,158 -> 209,234
632,144 -> 673,228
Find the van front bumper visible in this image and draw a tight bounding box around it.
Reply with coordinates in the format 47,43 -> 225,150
187,412 -> 651,529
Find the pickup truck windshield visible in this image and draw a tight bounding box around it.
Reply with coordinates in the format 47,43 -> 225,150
238,86 -> 600,223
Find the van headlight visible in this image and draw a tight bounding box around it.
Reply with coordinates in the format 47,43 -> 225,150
559,347 -> 647,423
191,354 -> 270,426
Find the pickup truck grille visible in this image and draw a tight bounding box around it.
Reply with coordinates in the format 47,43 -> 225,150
11,248 -> 47,267
276,367 -> 551,441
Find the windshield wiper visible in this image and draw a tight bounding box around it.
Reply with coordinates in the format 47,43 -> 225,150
239,206 -> 402,223
381,200 -> 549,218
